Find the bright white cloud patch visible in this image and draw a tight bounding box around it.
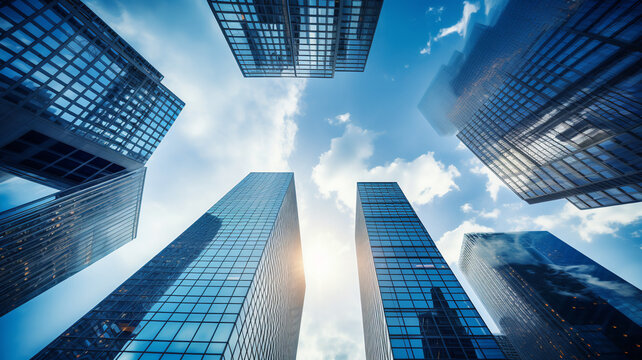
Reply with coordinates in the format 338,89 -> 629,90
436,220 -> 494,265
461,203 -> 473,213
329,112 -> 352,125
312,123 -> 460,212
470,160 -> 505,201
421,1 -> 479,55
336,112 -> 351,123
532,202 -> 642,242
434,1 -> 480,40
420,39 -> 432,55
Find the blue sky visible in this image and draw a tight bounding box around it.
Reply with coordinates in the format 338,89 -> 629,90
1,1 -> 641,359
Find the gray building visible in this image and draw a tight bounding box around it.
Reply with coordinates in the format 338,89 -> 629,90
0,167 -> 145,316
419,0 -> 642,209
34,172 -> 306,359
207,0 -> 383,77
460,231 -> 642,360
356,182 -> 505,359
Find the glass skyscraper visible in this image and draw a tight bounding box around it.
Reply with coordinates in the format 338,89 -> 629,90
418,0 -> 642,209
459,231 -> 642,360
0,167 -> 146,317
355,182 -> 505,359
0,0 -> 184,188
207,0 -> 383,77
34,172 -> 305,359
0,0 -> 184,316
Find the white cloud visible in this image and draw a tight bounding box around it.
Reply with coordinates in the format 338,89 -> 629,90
427,6 -> 445,14
329,112 -> 351,125
434,1 -> 480,40
484,0 -> 503,15
532,202 -> 642,242
336,112 -> 351,123
502,202 -> 524,210
436,220 -> 494,265
420,39 -> 432,55
479,208 -> 500,219
312,124 -> 460,212
459,202 -> 499,218
456,141 -> 467,151
469,160 -> 505,201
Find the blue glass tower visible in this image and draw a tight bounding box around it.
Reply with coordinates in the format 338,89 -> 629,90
0,0 -> 184,188
34,172 -> 305,359
207,0 -> 383,78
0,0 -> 184,316
419,0 -> 642,209
459,231 -> 642,360
0,167 -> 146,317
356,182 -> 505,359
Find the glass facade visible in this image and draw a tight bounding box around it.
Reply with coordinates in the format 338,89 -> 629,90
356,182 -> 505,359
0,0 -> 184,181
459,231 -> 642,360
492,336 -> 520,360
207,0 -> 383,77
0,167 -> 145,317
419,0 -> 642,209
34,172 -> 305,360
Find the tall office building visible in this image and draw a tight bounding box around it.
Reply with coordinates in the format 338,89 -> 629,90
459,231 -> 642,360
0,0 -> 183,315
356,182 -> 505,359
34,172 -> 305,359
0,167 -> 146,317
418,0 -> 642,209
207,0 -> 383,77
0,0 -> 184,188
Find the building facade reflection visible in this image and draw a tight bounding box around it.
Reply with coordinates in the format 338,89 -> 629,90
0,167 -> 145,317
460,231 -> 642,360
419,0 -> 642,209
0,0 -> 184,188
0,0 -> 184,316
207,0 -> 383,77
356,182 -> 505,359
34,172 -> 305,359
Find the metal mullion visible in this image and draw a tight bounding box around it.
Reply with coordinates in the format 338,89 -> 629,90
4,8 -> 86,107
0,194 -> 138,286
0,169 -> 135,224
0,1 -> 56,43
0,175 -> 139,240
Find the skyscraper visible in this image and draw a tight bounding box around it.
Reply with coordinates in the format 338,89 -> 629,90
0,167 -> 146,317
418,0 -> 642,209
0,0 -> 184,188
0,0 -> 184,315
356,182 -> 505,359
459,231 -> 642,360
207,0 -> 383,77
34,172 -> 305,359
